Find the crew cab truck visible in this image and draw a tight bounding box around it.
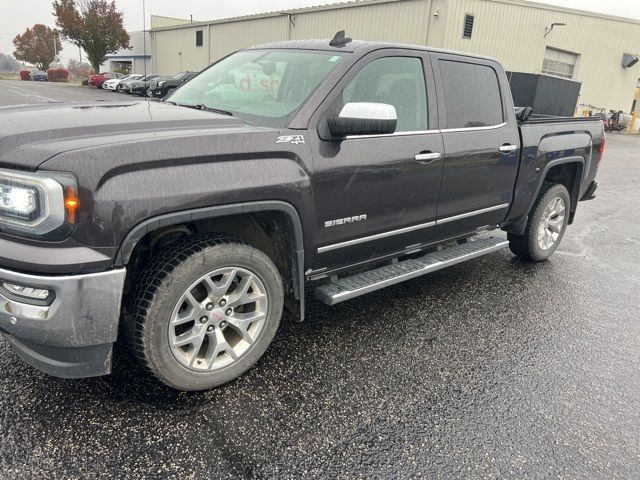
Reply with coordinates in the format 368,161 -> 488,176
0,35 -> 604,391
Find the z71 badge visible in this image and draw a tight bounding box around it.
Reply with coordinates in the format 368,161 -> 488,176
276,135 -> 305,145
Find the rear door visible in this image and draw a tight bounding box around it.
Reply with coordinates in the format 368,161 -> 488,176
430,53 -> 520,239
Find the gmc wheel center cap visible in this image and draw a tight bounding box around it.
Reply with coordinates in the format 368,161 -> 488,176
210,310 -> 226,323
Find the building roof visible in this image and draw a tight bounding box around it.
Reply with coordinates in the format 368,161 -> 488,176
149,0 -> 640,31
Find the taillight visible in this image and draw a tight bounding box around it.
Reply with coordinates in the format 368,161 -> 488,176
597,137 -> 606,159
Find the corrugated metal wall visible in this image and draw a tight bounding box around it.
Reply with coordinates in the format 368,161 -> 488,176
210,16 -> 289,60
150,0 -> 640,112
289,0 -> 430,44
152,27 -> 209,73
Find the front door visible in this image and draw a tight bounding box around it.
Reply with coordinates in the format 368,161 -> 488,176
309,52 -> 444,273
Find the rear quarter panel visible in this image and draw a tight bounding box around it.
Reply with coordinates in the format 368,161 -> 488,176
508,120 -> 604,221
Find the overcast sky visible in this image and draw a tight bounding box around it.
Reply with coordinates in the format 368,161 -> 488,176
1,0 -> 638,62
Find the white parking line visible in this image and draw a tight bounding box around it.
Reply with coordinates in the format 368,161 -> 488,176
2,83 -> 60,103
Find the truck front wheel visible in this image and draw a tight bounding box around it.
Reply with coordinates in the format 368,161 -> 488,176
508,183 -> 570,262
128,235 -> 284,391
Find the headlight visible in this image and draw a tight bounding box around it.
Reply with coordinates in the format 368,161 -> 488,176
157,81 -> 165,87
0,169 -> 78,239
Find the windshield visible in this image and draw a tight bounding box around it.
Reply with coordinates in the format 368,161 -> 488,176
166,49 -> 344,127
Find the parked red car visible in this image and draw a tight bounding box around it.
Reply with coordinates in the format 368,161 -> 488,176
88,72 -> 125,88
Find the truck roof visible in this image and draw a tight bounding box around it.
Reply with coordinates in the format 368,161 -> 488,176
248,38 -> 498,62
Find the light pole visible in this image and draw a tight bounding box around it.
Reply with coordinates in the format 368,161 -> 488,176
142,0 -> 147,77
52,29 -> 59,66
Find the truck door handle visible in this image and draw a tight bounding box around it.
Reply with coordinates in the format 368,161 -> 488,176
499,144 -> 519,153
414,152 -> 442,164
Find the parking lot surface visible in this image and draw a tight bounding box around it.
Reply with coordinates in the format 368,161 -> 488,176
0,79 -> 129,106
0,81 -> 639,479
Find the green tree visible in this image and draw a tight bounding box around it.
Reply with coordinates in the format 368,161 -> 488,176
12,24 -> 62,71
53,0 -> 130,73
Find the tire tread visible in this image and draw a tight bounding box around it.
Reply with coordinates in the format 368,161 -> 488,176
126,235 -> 246,386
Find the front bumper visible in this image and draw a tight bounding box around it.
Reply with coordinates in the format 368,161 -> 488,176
0,266 -> 126,378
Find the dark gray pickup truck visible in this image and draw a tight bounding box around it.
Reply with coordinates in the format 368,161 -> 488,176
0,35 -> 604,391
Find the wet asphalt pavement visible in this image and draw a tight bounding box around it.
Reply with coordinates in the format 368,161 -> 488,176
0,82 -> 639,479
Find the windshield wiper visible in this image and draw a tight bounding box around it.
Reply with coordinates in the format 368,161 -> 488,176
196,105 -> 234,116
165,101 -> 233,116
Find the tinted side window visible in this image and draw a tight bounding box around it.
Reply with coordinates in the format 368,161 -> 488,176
340,57 -> 428,132
439,60 -> 503,129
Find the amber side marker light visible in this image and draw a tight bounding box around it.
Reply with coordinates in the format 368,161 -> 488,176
64,186 -> 79,224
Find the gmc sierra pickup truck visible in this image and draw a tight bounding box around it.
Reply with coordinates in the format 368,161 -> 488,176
0,35 -> 604,391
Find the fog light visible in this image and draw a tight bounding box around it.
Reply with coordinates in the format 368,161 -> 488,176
2,282 -> 50,300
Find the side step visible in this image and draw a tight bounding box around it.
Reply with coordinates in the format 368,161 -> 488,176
315,236 -> 509,305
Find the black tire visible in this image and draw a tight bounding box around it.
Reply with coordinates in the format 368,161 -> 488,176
508,183 -> 571,261
127,235 -> 284,391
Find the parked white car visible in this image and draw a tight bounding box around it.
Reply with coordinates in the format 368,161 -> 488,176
102,74 -> 143,91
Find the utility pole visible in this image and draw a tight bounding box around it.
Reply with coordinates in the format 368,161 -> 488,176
53,31 -> 58,66
143,0 -> 147,77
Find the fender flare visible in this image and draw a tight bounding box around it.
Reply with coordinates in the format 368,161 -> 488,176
503,156 -> 585,235
115,200 -> 306,320
530,156 -> 585,215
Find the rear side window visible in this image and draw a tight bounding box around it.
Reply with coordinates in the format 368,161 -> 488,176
439,60 -> 504,129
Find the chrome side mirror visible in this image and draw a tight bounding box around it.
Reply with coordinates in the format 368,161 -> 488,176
328,102 -> 397,137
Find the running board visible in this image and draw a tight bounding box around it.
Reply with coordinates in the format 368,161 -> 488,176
315,236 -> 509,305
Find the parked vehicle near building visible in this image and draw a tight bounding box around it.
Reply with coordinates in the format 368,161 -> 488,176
128,75 -> 159,95
88,72 -> 124,88
606,111 -> 631,132
147,71 -> 197,98
116,74 -> 147,93
0,36 -> 604,391
29,70 -> 48,81
103,74 -> 143,91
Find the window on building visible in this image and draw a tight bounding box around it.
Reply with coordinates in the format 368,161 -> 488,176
337,56 -> 428,132
439,60 -> 504,129
541,47 -> 578,79
195,30 -> 203,47
463,14 -> 474,39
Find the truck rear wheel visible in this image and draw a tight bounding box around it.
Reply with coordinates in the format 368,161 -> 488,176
128,235 -> 284,391
508,183 -> 570,262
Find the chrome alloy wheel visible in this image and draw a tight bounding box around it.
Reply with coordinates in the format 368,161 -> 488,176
168,267 -> 268,371
537,196 -> 566,251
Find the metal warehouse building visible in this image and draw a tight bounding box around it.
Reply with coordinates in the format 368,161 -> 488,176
148,0 -> 640,114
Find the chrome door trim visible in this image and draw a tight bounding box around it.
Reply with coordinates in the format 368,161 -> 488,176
317,220 -> 436,253
440,122 -> 507,133
345,129 -> 441,140
436,203 -> 510,225
317,203 -> 510,253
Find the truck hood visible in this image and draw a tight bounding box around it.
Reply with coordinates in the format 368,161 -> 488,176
0,101 -> 247,170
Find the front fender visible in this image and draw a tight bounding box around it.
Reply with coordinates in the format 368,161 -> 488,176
115,201 -> 306,320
